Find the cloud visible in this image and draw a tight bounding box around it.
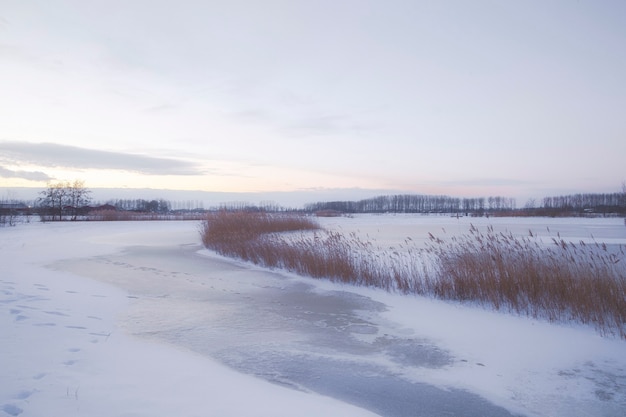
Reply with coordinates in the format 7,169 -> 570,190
0,141 -> 203,175
0,165 -> 51,181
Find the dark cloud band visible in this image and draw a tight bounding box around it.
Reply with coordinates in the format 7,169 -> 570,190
0,165 -> 52,181
0,141 -> 202,176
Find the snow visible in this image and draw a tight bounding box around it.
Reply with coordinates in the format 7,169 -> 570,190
2,216 -> 626,417
1,221 -> 378,417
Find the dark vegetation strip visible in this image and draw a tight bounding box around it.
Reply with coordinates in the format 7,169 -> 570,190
87,210 -> 207,221
200,211 -> 626,339
305,192 -> 626,217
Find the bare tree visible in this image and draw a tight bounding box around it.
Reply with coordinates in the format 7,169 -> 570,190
0,196 -> 11,226
38,180 -> 91,221
67,180 -> 91,220
623,181 -> 626,226
38,182 -> 65,221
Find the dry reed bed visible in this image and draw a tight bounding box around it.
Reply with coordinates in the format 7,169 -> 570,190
200,211 -> 626,339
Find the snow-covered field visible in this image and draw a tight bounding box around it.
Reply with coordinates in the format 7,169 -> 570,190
1,216 -> 625,417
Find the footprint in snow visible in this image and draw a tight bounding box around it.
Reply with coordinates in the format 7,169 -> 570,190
16,305 -> 39,311
15,390 -> 34,400
2,404 -> 23,416
44,311 -> 69,317
89,332 -> 111,339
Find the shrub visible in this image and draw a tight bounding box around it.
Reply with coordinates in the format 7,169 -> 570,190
424,225 -> 626,337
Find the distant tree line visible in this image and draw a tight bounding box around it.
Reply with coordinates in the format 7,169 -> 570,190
539,192 -> 626,215
106,199 -> 284,213
0,198 -> 33,226
216,200 -> 287,212
106,198 -> 172,213
4,181 -> 626,223
305,191 -> 626,217
304,194 -> 516,215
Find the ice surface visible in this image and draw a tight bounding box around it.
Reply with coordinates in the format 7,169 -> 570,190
2,216 -> 626,416
1,222 -> 379,417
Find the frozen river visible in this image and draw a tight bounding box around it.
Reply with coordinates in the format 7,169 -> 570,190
55,243 -> 519,417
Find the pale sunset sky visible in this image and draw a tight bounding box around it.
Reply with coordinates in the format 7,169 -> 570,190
1,1 -> 625,206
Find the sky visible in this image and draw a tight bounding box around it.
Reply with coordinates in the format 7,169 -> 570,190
1,0 -> 625,207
